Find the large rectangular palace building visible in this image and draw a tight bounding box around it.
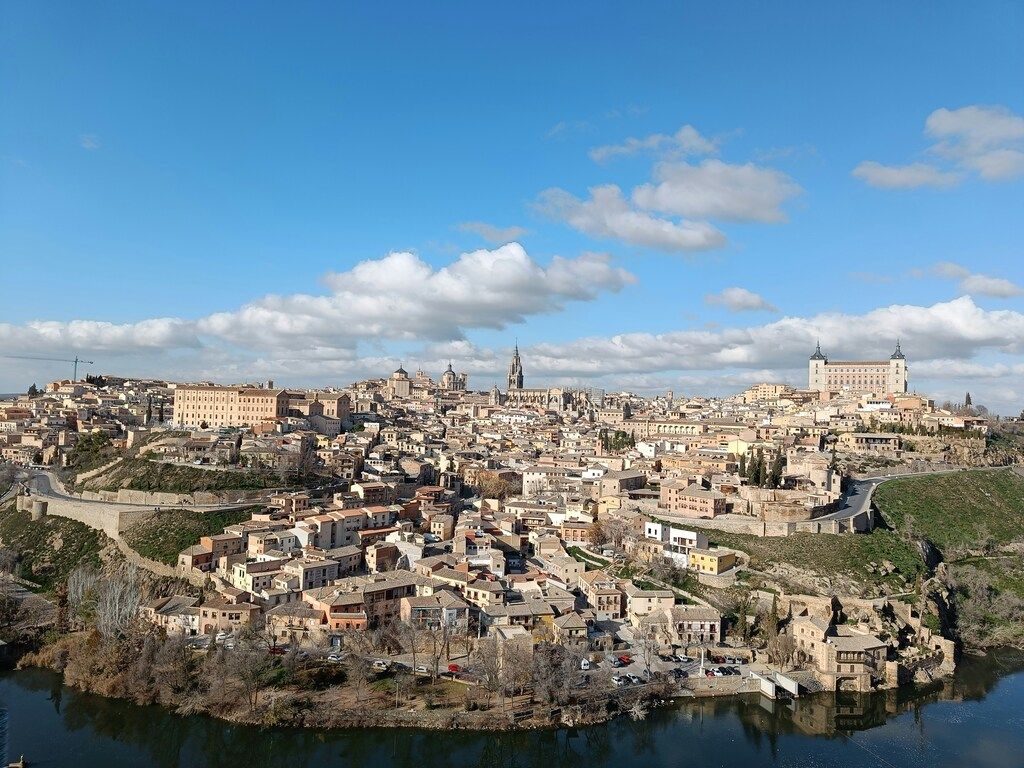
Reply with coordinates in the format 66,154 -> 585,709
807,342 -> 908,394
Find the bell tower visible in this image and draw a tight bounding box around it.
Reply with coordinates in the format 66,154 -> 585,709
507,342 -> 524,390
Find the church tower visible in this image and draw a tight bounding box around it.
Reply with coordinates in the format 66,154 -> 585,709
889,340 -> 908,393
507,342 -> 524,390
808,341 -> 827,392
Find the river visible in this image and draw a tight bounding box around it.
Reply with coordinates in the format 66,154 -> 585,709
2,651 -> 1024,768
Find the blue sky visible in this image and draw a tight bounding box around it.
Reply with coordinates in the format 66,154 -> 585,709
2,2 -> 1023,411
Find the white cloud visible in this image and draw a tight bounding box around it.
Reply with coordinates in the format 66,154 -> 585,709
516,296 -> 1024,379
589,124 -> 719,163
536,185 -> 726,253
926,105 -> 1024,180
199,244 -> 634,349
457,221 -> 530,244
851,161 -> 960,189
633,159 -> 802,223
932,261 -> 1023,298
79,134 -> 101,151
704,287 -> 778,312
854,104 -> 1024,188
0,318 -> 199,355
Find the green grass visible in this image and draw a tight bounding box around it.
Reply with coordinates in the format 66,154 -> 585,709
83,457 -> 286,494
62,432 -> 119,475
873,468 -> 1024,557
0,503 -> 104,592
122,506 -> 259,564
566,546 -> 610,570
702,528 -> 925,591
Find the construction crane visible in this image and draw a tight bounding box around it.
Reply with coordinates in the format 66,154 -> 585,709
0,354 -> 95,381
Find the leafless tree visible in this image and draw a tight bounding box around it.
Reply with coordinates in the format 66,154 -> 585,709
346,655 -> 373,702
67,564 -> 101,627
96,564 -> 142,639
635,615 -> 662,680
470,636 -> 504,711
229,625 -> 275,714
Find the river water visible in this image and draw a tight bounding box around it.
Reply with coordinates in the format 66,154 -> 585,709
2,651 -> 1023,768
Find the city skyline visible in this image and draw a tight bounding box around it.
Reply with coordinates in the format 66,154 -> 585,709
2,3 -> 1023,411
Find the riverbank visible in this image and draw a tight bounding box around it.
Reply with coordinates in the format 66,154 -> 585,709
4,651 -> 1024,768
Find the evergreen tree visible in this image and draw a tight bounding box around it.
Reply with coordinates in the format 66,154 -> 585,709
768,453 -> 785,489
738,453 -> 746,478
146,395 -> 153,424
27,382 -> 39,397
964,391 -> 972,406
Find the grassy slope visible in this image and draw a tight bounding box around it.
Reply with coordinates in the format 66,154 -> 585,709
874,469 -> 1024,647
706,528 -> 924,594
122,506 -> 258,565
0,503 -> 104,592
83,458 -> 285,493
873,468 -> 1024,557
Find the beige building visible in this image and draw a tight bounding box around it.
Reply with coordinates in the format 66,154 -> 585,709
808,342 -> 908,395
173,384 -> 289,428
660,481 -> 726,518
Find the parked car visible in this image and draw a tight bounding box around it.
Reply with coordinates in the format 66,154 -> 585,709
415,664 -> 430,674
617,654 -> 632,665
448,663 -> 462,674
610,658 -> 626,668
612,675 -> 626,687
675,655 -> 694,663
326,653 -> 344,664
371,659 -> 391,672
673,669 -> 689,679
627,674 -> 642,685
580,658 -> 591,671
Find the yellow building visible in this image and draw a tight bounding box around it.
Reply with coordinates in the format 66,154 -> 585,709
173,384 -> 289,428
687,547 -> 736,575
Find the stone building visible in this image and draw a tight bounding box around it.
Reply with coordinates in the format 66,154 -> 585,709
807,342 -> 908,395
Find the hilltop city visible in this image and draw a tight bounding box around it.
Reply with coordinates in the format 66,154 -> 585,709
2,341 -> 1019,728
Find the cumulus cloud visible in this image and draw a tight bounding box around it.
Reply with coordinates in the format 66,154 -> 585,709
0,318 -> 199,355
589,124 -> 719,163
536,185 -> 726,252
457,221 -> 530,244
854,104 -> 1024,188
932,261 -> 1023,298
541,128 -> 801,252
199,244 -> 634,349
851,161 -> 960,189
515,296 -> 1024,379
633,159 -> 802,223
704,287 -> 778,312
926,105 -> 1024,180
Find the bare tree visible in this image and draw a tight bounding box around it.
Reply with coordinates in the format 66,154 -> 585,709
96,564 -> 142,639
635,615 -> 662,680
469,636 -> 504,711
229,625 -> 275,714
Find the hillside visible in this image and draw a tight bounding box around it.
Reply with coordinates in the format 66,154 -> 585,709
707,528 -> 924,598
873,468 -> 1024,557
121,506 -> 259,565
701,469 -> 1024,648
80,457 -> 286,494
0,503 -> 107,592
873,469 -> 1024,648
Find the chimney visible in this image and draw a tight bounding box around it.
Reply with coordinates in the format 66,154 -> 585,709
267,380 -> 274,389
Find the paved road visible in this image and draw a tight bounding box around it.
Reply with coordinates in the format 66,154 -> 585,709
25,469 -> 257,512
820,464 -> 1022,524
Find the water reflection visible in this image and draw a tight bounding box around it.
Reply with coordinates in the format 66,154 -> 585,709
2,649 -> 1023,768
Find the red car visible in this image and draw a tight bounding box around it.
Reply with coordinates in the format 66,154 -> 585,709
448,664 -> 462,673
617,655 -> 632,664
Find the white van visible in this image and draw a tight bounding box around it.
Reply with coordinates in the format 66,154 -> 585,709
580,658 -> 591,671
